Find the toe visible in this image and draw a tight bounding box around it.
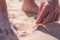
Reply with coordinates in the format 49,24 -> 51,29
0,28 -> 8,35
6,28 -> 16,35
9,28 -> 15,35
13,25 -> 18,31
0,28 -> 2,33
2,29 -> 8,35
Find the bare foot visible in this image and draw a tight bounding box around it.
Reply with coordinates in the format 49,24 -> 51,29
22,0 -> 38,14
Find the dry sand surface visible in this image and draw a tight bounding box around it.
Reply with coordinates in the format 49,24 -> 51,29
0,0 -> 60,40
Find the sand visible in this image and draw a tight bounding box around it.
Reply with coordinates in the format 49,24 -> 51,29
0,0 -> 60,40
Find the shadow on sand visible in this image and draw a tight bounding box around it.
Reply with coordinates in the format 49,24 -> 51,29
25,12 -> 37,19
24,10 -> 60,40
37,22 -> 60,40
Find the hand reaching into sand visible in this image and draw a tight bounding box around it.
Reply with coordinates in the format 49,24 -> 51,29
22,0 -> 59,25
35,0 -> 59,24
0,0 -> 19,35
0,0 -> 14,35
0,12 -> 27,36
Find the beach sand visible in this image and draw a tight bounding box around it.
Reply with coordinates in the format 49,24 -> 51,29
0,0 -> 60,40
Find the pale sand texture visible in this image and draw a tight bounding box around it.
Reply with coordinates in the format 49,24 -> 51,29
0,0 -> 60,40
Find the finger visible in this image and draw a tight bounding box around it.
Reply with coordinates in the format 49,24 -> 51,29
54,7 -> 59,21
52,7 -> 59,21
5,29 -> 9,35
13,25 -> 18,31
2,29 -> 8,35
42,12 -> 54,24
6,28 -> 15,35
11,26 -> 17,35
38,5 -> 49,19
10,28 -> 16,35
53,13 -> 59,21
0,28 -> 8,35
0,28 -> 6,34
38,2 -> 45,14
0,28 -> 2,33
3,29 -> 11,35
13,25 -> 20,31
36,5 -> 49,24
42,6 -> 58,24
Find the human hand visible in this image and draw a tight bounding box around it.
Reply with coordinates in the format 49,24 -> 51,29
35,3 -> 59,25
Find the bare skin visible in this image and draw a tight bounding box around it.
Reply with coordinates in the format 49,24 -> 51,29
35,0 -> 59,24
1,0 -> 59,35
0,0 -> 15,35
22,0 -> 38,14
22,0 -> 59,25
0,0 -> 26,35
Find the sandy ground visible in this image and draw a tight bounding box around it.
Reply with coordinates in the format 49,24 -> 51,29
0,0 -> 60,40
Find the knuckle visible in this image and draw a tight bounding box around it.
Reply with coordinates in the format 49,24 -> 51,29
44,3 -> 50,7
